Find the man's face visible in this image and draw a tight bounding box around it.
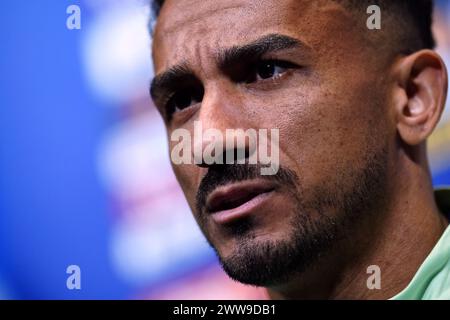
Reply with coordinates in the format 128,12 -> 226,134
151,0 -> 393,286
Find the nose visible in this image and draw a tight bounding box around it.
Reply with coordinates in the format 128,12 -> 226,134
191,85 -> 257,168
192,129 -> 257,168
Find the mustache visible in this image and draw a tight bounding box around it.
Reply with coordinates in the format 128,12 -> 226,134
195,164 -> 299,217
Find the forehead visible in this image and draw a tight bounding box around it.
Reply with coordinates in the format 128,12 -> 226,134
152,0 -> 357,73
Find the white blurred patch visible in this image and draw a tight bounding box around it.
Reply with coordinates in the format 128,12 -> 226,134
97,113 -> 170,199
81,1 -> 153,104
110,201 -> 210,285
98,113 -> 213,285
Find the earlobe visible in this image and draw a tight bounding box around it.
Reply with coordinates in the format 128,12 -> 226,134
394,50 -> 448,146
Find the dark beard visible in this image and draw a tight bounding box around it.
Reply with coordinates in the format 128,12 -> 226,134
195,146 -> 388,287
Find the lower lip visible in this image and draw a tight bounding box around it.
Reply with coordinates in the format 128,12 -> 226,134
210,190 -> 275,225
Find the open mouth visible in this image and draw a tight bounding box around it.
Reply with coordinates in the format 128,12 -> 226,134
205,179 -> 276,224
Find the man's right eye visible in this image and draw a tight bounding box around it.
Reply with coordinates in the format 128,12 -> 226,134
166,88 -> 204,115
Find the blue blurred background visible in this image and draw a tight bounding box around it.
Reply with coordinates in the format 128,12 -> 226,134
0,0 -> 449,299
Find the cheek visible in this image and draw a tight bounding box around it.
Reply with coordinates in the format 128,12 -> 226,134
166,131 -> 198,205
171,163 -> 200,211
268,82 -> 386,188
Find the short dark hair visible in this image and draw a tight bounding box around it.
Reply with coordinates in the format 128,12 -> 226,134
151,0 -> 165,17
151,0 -> 435,50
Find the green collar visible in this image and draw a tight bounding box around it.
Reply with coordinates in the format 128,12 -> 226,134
390,188 -> 450,300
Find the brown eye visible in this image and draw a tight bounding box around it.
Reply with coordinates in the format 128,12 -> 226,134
257,61 -> 277,79
167,86 -> 204,114
172,92 -> 193,110
255,60 -> 294,81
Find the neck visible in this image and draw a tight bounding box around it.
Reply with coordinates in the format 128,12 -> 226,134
266,147 -> 448,300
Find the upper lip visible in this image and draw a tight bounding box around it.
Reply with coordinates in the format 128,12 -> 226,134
205,179 -> 276,214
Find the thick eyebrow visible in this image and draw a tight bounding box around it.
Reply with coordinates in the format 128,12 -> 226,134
149,34 -> 307,104
150,62 -> 194,103
216,33 -> 307,70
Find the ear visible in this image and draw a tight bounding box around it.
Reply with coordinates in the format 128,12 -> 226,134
392,50 -> 448,146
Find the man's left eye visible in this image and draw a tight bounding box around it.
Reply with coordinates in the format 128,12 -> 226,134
254,60 -> 293,81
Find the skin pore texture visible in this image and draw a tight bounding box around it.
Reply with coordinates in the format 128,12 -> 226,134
151,0 -> 449,299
